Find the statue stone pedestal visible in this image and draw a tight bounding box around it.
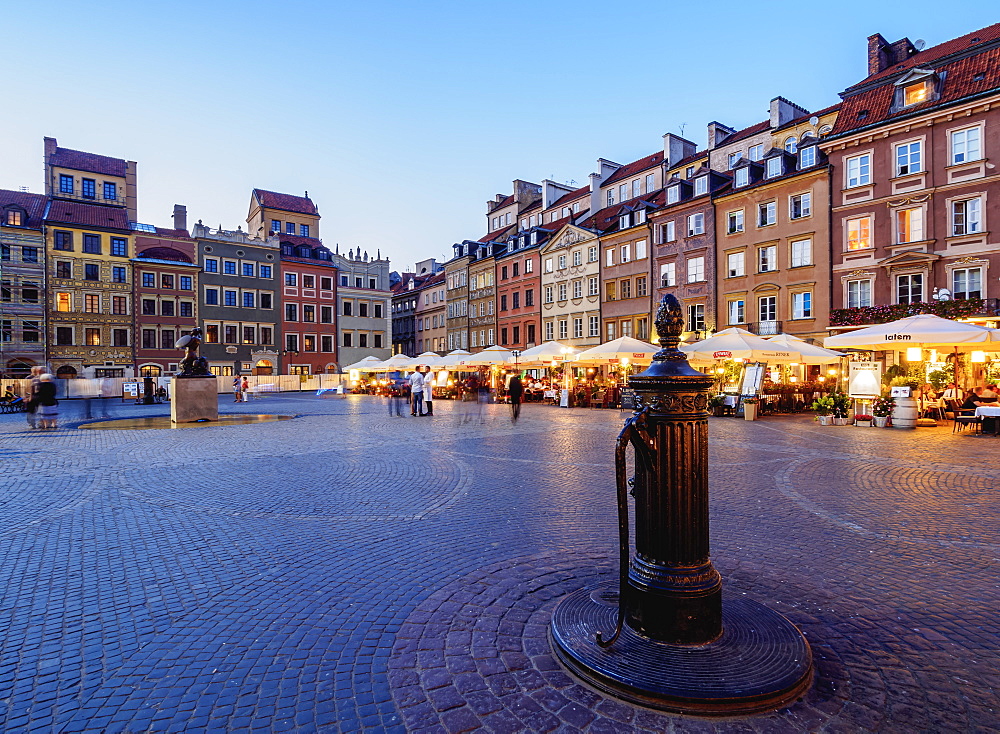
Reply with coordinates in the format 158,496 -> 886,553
171,378 -> 219,423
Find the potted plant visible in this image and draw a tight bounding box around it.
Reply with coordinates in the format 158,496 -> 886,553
854,413 -> 873,427
811,395 -> 835,425
708,393 -> 727,417
742,396 -> 759,421
831,391 -> 852,425
872,396 -> 894,428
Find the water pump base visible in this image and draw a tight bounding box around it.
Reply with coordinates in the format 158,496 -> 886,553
550,584 -> 813,716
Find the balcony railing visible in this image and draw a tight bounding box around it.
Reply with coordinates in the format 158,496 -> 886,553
748,320 -> 782,335
53,189 -> 126,207
830,298 -> 1000,327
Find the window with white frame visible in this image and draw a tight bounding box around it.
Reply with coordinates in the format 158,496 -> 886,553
952,267 -> 982,300
687,257 -> 705,283
632,180 -> 642,198
799,146 -> 816,168
785,137 -> 797,154
660,262 -> 676,287
687,213 -> 705,236
727,210 -> 744,234
635,208 -> 646,225
728,299 -> 745,324
950,127 -> 981,164
607,190 -> 615,206
895,141 -> 922,175
589,315 -> 599,337
748,144 -> 764,161
620,244 -> 631,263
895,207 -> 924,243
758,245 -> 777,272
758,201 -> 776,227
734,167 -> 749,187
789,192 -> 811,219
792,292 -> 812,319
951,197 -> 982,235
558,319 -> 568,340
574,317 -> 583,338
903,79 -> 932,106
588,246 -> 598,262
545,321 -> 554,341
606,322 -> 616,341
619,184 -> 628,202
645,173 -> 655,191
635,240 -> 646,259
847,279 -> 872,308
619,214 -> 630,230
663,221 -> 676,242
544,285 -> 553,303
573,280 -> 583,298
606,249 -> 614,267
529,232 -> 538,245
556,284 -> 566,302
728,152 -> 740,169
572,250 -> 582,266
727,251 -> 745,277
766,157 -> 782,178
694,176 -> 708,196
847,216 -> 872,250
588,276 -> 599,296
558,254 -> 567,269
790,239 -> 812,267
846,153 -> 871,187
688,304 -> 706,331
896,273 -> 923,304
758,295 -> 777,322
667,186 -> 680,204
544,258 -> 553,273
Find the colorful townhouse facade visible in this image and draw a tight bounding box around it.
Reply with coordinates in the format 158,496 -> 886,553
0,190 -> 47,377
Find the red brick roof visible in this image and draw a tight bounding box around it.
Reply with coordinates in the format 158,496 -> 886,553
602,151 -> 664,187
0,190 -> 47,228
549,184 -> 590,209
581,189 -> 665,232
834,37 -> 1000,135
276,234 -> 324,247
721,120 -> 771,146
134,246 -> 193,263
44,200 -> 131,230
49,147 -> 127,177
153,227 -> 192,239
852,23 -> 1000,89
479,225 -> 514,242
253,189 -> 319,215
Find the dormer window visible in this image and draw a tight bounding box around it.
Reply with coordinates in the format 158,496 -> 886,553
619,214 -> 630,229
529,232 -> 537,245
748,144 -> 764,162
799,146 -> 817,168
635,208 -> 646,225
904,80 -> 931,106
766,157 -> 783,178
519,236 -> 526,248
734,167 -> 749,187
694,176 -> 708,196
4,208 -> 25,226
666,186 -> 680,204
784,137 -> 797,154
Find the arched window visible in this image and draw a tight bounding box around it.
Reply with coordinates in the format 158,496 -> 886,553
784,137 -> 798,154
56,365 -> 78,378
139,364 -> 162,377
819,125 -> 832,136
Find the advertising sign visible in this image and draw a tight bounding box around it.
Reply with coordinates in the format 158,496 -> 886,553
713,350 -> 732,359
739,363 -> 765,397
848,361 -> 882,398
122,382 -> 139,400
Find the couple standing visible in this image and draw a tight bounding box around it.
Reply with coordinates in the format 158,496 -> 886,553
409,367 -> 434,416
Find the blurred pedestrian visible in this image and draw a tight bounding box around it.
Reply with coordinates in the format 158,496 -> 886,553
409,369 -> 424,416
36,374 -> 59,429
422,366 -> 434,416
241,376 -> 250,402
233,375 -> 242,402
24,366 -> 43,429
508,373 -> 523,423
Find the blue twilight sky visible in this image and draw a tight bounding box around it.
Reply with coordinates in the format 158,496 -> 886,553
0,2 -> 993,270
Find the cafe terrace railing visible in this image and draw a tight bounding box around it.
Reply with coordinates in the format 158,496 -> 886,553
830,298 -> 1000,327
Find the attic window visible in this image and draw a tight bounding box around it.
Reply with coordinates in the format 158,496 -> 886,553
666,185 -> 680,204
903,80 -> 931,106
973,72 -> 986,81
857,110 -> 869,120
766,157 -> 783,178
694,176 -> 708,196
734,167 -> 749,188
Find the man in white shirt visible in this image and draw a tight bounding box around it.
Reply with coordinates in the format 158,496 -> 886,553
409,370 -> 424,416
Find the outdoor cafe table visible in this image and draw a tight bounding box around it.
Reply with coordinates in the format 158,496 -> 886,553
975,405 -> 1000,435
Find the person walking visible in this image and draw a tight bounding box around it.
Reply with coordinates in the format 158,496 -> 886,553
36,374 -> 59,429
24,366 -> 43,429
241,376 -> 250,402
508,373 -> 524,423
422,366 -> 434,416
409,369 -> 424,416
233,375 -> 242,402
388,377 -> 404,416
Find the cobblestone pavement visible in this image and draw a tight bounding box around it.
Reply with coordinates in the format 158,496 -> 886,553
0,394 -> 997,732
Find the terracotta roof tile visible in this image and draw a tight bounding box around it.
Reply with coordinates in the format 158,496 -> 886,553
582,190 -> 665,232
851,23 -> 1000,89
133,246 -> 193,263
720,120 -> 771,146
834,42 -> 1000,135
153,227 -> 192,239
253,189 -> 319,215
276,234 -> 324,247
44,200 -> 131,230
49,147 -> 127,177
602,152 -> 664,186
549,184 -> 590,209
0,190 -> 48,228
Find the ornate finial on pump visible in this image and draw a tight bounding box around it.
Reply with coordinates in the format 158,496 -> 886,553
655,294 -> 685,350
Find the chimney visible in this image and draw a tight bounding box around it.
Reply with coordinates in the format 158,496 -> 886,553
770,97 -> 809,129
172,204 -> 188,232
663,133 -> 697,167
589,158 -> 622,214
513,179 -> 542,209
43,137 -> 58,196
125,160 -> 138,222
706,121 -> 735,150
542,179 -> 575,208
867,33 -> 917,75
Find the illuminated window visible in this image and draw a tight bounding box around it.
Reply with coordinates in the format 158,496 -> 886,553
903,80 -> 930,106
846,217 -> 872,250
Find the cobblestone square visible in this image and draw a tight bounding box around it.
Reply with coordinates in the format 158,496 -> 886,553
0,394 -> 997,732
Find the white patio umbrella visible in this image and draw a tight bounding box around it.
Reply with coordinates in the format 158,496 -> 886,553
371,353 -> 415,372
574,336 -> 660,365
439,349 -> 472,368
342,356 -> 383,372
411,351 -> 446,368
679,327 -> 802,363
764,334 -> 845,365
516,341 -> 571,366
460,345 -> 515,366
824,313 -> 1000,351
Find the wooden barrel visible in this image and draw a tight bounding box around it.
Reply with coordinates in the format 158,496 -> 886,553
892,397 -> 918,429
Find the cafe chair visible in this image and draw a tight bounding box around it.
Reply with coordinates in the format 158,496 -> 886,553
952,412 -> 982,434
